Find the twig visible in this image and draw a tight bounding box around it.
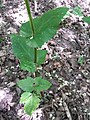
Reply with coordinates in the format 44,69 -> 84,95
61,90 -> 72,120
34,0 -> 38,14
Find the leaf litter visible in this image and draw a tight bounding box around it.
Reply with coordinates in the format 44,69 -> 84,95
0,0 -> 90,120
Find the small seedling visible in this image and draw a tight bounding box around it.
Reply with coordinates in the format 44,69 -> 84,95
83,16 -> 90,24
0,37 -> 4,43
78,55 -> 84,65
11,0 -> 69,115
72,6 -> 83,17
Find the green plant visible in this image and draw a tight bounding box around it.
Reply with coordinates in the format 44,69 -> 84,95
83,16 -> 90,24
66,6 -> 90,24
78,55 -> 84,65
0,37 -> 4,43
65,5 -> 83,18
72,6 -> 83,17
70,6 -> 90,24
11,0 -> 69,116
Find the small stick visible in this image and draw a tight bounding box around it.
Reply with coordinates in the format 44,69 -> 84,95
61,90 -> 72,120
34,0 -> 38,14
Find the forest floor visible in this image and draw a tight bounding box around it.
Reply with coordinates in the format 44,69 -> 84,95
0,0 -> 90,120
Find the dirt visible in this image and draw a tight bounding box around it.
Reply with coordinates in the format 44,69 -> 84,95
0,0 -> 90,120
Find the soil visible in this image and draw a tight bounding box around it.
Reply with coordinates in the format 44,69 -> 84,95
0,0 -> 90,120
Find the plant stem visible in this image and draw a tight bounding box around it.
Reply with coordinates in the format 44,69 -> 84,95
34,48 -> 37,63
24,0 -> 35,36
24,0 -> 37,64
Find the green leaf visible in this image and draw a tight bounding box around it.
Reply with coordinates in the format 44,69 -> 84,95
17,77 -> 34,92
11,34 -> 36,72
83,16 -> 90,24
34,77 -> 51,92
17,76 -> 51,93
20,92 -> 31,103
11,34 -> 34,61
20,22 -> 32,37
20,7 -> 69,47
11,34 -> 47,71
20,60 -> 36,72
20,92 -> 40,115
24,94 -> 40,115
78,55 -> 84,65
37,50 -> 47,65
72,6 -> 83,17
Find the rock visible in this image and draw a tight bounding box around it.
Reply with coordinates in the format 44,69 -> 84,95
0,90 -> 6,102
7,82 -> 16,88
1,56 -> 6,62
31,108 -> 46,120
9,54 -> 15,61
0,51 -> 5,57
48,40 -> 57,46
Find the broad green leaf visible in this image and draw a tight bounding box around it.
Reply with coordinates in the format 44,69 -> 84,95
34,77 -> 51,92
11,34 -> 34,61
17,76 -> 51,93
20,21 -> 33,37
20,7 -> 69,47
20,92 -> 31,103
11,34 -> 36,72
17,77 -> 35,92
83,16 -> 90,24
11,34 -> 47,71
72,6 -> 83,17
19,49 -> 47,70
20,60 -> 36,72
20,92 -> 40,115
37,50 -> 47,65
24,94 -> 40,115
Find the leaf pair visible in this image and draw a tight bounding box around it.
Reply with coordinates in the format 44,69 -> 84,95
17,76 -> 51,93
11,34 -> 47,72
11,7 -> 69,73
17,74 -> 51,115
18,76 -> 51,115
